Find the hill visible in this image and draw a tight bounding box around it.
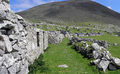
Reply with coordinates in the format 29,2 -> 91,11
17,0 -> 120,26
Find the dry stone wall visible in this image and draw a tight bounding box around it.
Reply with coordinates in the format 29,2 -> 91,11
0,0 -> 48,74
48,31 -> 64,44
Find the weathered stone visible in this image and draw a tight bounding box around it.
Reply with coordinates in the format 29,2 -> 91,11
92,43 -> 101,50
43,31 -> 48,50
92,59 -> 100,65
12,52 -> 21,59
8,65 -> 16,74
18,60 -> 29,74
0,49 -> 5,56
93,51 -> 101,59
98,60 -> 110,72
0,56 -> 4,66
8,61 -> 21,74
16,14 -> 23,20
3,54 -> 16,68
0,0 -> 49,73
0,40 -> 5,51
0,66 -> 8,74
12,44 -> 21,51
112,57 -> 120,67
48,31 -> 64,44
9,35 -> 18,40
2,35 -> 12,52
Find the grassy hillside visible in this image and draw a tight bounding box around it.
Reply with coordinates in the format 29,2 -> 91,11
17,0 -> 120,26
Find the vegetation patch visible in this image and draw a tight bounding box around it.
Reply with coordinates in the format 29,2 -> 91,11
28,54 -> 50,74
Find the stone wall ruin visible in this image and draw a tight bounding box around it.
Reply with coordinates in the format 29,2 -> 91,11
0,0 -> 48,74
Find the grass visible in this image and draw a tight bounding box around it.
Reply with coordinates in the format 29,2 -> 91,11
80,33 -> 120,58
38,24 -> 104,34
31,38 -> 120,74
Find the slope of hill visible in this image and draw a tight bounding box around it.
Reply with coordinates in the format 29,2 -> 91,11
17,0 -> 120,26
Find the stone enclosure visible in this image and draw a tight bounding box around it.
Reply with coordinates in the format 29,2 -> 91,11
70,37 -> 120,72
0,0 -> 120,74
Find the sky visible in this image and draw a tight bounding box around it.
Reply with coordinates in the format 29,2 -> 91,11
10,0 -> 120,13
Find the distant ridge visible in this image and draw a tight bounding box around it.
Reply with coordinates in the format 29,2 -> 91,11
17,0 -> 120,26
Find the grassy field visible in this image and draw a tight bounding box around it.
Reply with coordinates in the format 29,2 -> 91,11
38,24 -> 104,34
81,33 -> 120,58
31,38 -> 120,74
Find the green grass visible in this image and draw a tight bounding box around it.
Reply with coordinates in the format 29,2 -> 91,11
33,38 -> 120,74
81,33 -> 120,58
38,24 -> 104,34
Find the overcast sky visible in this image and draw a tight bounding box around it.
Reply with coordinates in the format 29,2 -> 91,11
10,0 -> 120,13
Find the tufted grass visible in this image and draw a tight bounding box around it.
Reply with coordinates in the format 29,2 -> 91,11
33,38 -> 120,74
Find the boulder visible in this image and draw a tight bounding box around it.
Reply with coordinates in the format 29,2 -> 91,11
112,57 -> 120,67
98,60 -> 110,72
92,43 -> 101,50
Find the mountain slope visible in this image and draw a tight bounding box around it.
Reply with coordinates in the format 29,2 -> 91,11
17,0 -> 120,26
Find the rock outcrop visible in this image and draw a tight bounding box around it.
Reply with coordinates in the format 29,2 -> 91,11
0,0 -> 48,74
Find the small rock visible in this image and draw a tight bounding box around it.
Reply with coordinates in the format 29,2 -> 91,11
112,57 -> 120,67
58,64 -> 68,68
108,63 -> 117,71
113,43 -> 118,46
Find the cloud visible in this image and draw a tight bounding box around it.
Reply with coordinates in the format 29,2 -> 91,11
32,0 -> 47,5
10,0 -> 65,12
107,6 -> 112,9
10,0 -> 34,12
14,9 -> 23,12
